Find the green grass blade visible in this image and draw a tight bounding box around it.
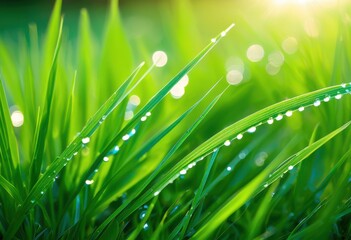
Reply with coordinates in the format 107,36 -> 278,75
29,18 -> 63,188
0,175 -> 22,203
4,61 -> 145,239
179,150 -> 219,239
194,121 -> 350,238
92,87 -> 227,238
127,196 -> 158,240
88,81 -> 221,212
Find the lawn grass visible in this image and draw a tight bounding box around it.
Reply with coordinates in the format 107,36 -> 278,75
0,0 -> 351,239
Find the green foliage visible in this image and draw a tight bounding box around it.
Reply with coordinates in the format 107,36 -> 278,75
0,0 -> 351,239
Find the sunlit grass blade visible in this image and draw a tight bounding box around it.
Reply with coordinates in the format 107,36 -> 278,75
29,18 -> 63,188
79,25 -> 235,206
194,121 -> 350,238
4,61 -> 145,239
85,81 -> 221,214
179,150 -> 219,239
92,87 -> 228,238
145,84 -> 351,202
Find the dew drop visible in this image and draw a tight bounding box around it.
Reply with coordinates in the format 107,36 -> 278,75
324,96 -> 330,102
313,99 -> 321,107
130,129 -> 136,135
143,223 -> 149,230
227,166 -> 232,171
103,156 -> 109,162
146,112 -> 151,117
247,126 -> 256,133
264,183 -> 269,188
85,179 -> 94,185
335,93 -> 342,100
275,114 -> 283,121
341,83 -> 346,88
94,169 -> 98,173
40,191 -> 44,195
221,31 -> 226,37
237,133 -> 243,140
113,146 -> 120,154
180,169 -> 187,175
213,148 -> 218,152
288,165 -> 294,170
31,200 -> 35,203
139,211 -> 146,220
73,152 -> 78,156
224,140 -> 231,146
82,137 -> 90,144
141,116 -> 147,122
154,191 -> 160,196
211,38 -> 216,43
188,163 -> 196,168
267,118 -> 274,125
285,110 -> 293,117
298,106 -> 305,112
122,134 -> 130,141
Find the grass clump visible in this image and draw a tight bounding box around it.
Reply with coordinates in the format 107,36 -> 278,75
0,0 -> 351,239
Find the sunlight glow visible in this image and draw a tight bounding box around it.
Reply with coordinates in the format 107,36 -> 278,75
275,0 -> 335,5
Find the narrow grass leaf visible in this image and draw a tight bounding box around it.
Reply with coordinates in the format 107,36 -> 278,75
194,121 -> 350,238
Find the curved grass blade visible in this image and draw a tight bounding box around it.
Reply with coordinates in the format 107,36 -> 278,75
87,81 -> 221,212
4,61 -> 146,239
92,88 -> 228,239
29,18 -> 63,188
193,121 -> 350,239
127,196 -> 158,240
77,25 -> 235,212
138,83 -> 351,211
0,175 -> 22,203
0,77 -> 19,181
179,150 -> 219,239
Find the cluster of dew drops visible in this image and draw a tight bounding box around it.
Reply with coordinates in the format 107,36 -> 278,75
152,83 -> 351,197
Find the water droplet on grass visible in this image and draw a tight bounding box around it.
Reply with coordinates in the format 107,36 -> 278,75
267,118 -> 274,124
313,99 -> 321,107
82,137 -> 90,144
248,126 -> 256,133
143,223 -> 149,230
275,114 -> 283,121
285,110 -> 293,117
324,96 -> 330,102
211,38 -> 216,43
85,180 -> 94,185
335,93 -> 342,100
227,166 -> 232,171
237,133 -> 243,140
122,134 -> 130,141
141,116 -> 147,122
224,140 -> 231,146
264,183 -> 269,188
298,106 -> 305,112
139,211 -> 146,220
103,157 -> 109,162
154,191 -> 160,196
288,165 -> 294,170
180,169 -> 187,175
